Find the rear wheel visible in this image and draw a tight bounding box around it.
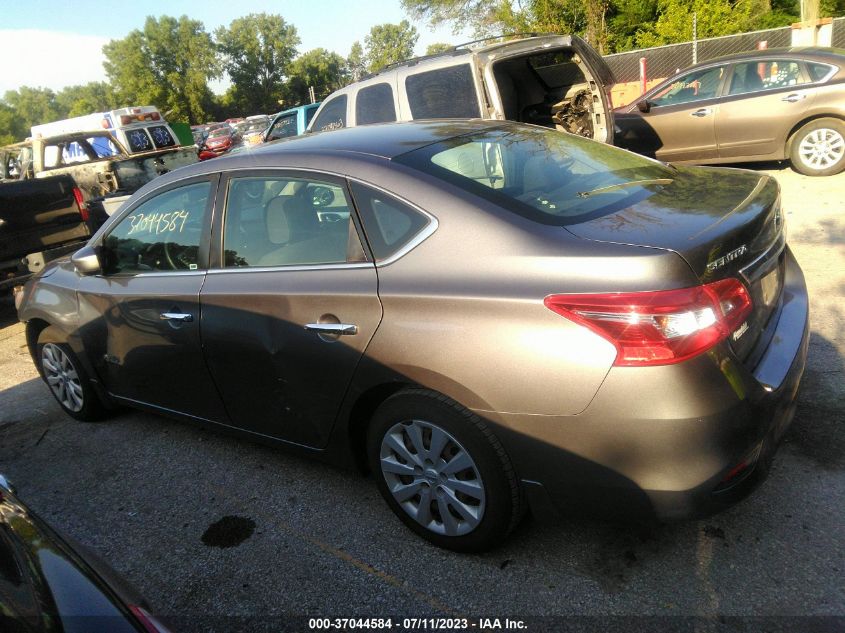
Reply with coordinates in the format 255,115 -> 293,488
367,389 -> 523,552
789,118 -> 845,176
36,327 -> 107,421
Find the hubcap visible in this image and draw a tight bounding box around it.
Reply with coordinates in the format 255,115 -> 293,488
798,128 -> 845,170
41,344 -> 83,412
379,420 -> 485,536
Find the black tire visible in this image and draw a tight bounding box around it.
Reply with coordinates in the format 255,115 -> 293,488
788,118 -> 845,176
367,388 -> 524,552
36,326 -> 107,421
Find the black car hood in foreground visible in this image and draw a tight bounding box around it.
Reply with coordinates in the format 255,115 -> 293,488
566,164 -> 785,365
0,476 -> 154,633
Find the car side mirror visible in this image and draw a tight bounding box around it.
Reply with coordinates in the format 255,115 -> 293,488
637,100 -> 651,113
71,245 -> 102,275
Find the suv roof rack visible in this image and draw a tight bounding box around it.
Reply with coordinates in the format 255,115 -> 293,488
368,32 -> 557,78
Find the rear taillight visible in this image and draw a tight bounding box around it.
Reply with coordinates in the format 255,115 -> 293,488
544,279 -> 753,366
71,187 -> 89,222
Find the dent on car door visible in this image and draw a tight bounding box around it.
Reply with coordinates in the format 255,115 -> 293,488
716,59 -> 816,159
199,172 -> 382,448
619,64 -> 727,162
76,176 -> 230,421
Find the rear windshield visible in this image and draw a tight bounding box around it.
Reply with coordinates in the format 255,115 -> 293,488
395,125 -> 674,226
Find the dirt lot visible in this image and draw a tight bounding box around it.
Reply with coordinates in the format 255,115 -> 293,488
0,162 -> 843,632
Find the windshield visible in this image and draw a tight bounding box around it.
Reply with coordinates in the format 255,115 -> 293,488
395,126 -> 674,226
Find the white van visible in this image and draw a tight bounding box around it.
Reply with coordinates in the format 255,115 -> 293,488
31,106 -> 183,156
307,34 -> 617,144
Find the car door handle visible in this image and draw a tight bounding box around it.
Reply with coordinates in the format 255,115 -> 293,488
304,323 -> 358,335
691,108 -> 712,117
781,94 -> 806,103
160,312 -> 193,322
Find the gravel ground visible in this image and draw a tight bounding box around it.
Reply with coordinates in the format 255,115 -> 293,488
0,161 -> 843,633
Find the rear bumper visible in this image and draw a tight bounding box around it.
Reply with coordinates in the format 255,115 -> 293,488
494,246 -> 809,521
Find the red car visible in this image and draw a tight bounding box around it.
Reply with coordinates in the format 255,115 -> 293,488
200,126 -> 241,159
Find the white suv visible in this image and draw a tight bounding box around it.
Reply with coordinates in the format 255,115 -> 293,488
308,34 -> 616,143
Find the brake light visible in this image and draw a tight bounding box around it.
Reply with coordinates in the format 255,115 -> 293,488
71,187 -> 89,222
151,112 -> 161,121
544,279 -> 752,366
120,115 -> 132,125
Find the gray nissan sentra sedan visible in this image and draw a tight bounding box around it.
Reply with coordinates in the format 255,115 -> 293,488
16,120 -> 809,551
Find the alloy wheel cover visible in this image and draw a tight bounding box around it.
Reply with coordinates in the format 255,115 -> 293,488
41,344 -> 84,412
379,419 -> 486,536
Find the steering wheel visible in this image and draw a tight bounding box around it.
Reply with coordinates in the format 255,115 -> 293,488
310,185 -> 335,207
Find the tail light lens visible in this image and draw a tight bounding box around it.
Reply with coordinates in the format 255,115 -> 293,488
71,187 -> 89,222
544,279 -> 752,366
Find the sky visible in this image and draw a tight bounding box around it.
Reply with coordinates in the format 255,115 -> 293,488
0,0 -> 472,95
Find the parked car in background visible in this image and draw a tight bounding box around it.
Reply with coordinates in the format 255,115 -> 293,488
241,115 -> 271,146
308,34 -> 616,144
614,47 -> 845,176
200,126 -> 241,158
0,474 -> 169,632
265,103 -> 321,141
17,120 -> 807,552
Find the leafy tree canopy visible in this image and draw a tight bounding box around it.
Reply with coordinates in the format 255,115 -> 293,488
216,13 -> 301,115
103,15 -> 219,124
283,48 -> 348,108
364,21 -> 420,72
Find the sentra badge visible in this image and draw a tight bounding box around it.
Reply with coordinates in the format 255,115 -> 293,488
707,244 -> 748,273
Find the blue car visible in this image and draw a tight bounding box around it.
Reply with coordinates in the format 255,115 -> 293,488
264,103 -> 321,141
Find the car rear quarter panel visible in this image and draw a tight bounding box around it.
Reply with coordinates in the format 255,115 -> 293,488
342,162 -> 701,417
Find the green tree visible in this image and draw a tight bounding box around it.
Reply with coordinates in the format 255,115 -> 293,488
216,13 -> 300,115
347,41 -> 367,82
635,0 -> 772,47
104,15 -> 219,124
425,42 -> 454,55
283,49 -> 348,107
364,21 -> 420,72
55,83 -> 119,118
2,87 -> 61,134
0,102 -> 26,145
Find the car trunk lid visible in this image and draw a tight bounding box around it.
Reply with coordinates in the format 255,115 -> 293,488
565,165 -> 785,364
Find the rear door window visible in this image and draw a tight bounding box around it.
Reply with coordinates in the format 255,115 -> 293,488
223,175 -> 366,268
312,96 -> 348,132
356,83 -> 397,125
728,60 -> 805,95
149,125 -> 176,148
405,64 -> 481,119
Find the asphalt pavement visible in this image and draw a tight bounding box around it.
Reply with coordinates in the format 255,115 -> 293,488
0,161 -> 843,633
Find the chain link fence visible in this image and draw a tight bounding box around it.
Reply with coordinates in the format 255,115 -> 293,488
833,16 -> 845,48
604,26 -> 793,84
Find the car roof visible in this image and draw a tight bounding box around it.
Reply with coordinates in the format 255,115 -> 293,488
682,46 -> 845,71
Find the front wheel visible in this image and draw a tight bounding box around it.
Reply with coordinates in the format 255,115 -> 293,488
36,327 -> 107,421
367,389 -> 523,552
789,118 -> 845,176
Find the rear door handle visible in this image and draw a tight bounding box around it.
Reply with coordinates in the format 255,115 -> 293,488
781,94 -> 806,103
691,108 -> 712,117
160,312 -> 193,322
304,323 -> 358,335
